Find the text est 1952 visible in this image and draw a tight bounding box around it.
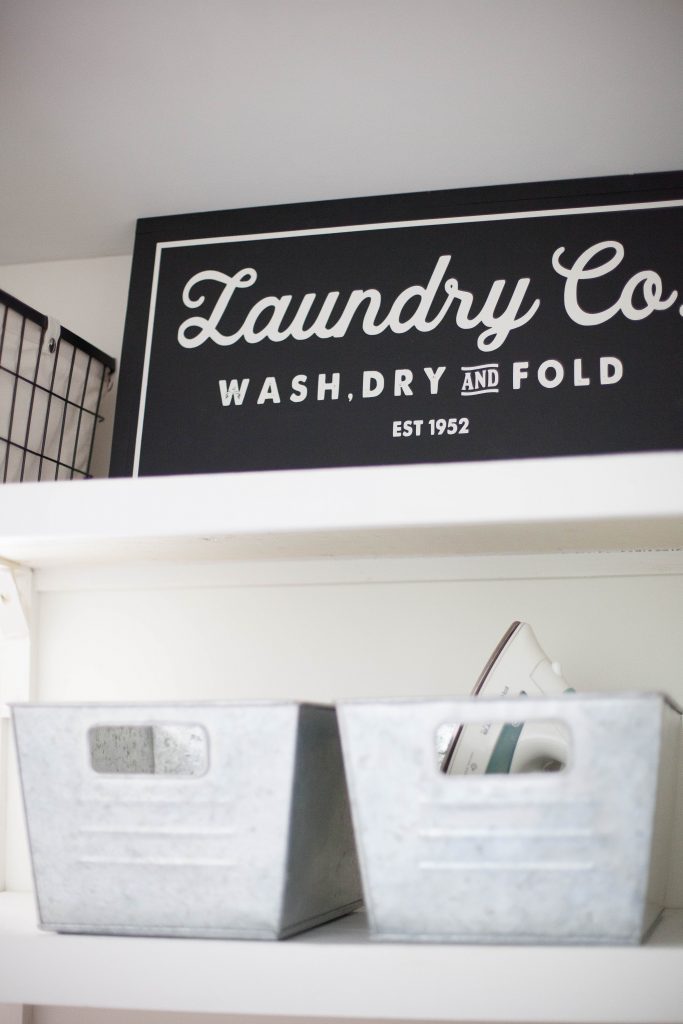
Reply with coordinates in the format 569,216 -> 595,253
392,417 -> 470,438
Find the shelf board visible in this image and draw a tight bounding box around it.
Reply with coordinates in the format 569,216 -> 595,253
1,452 -> 682,568
1,892 -> 682,1021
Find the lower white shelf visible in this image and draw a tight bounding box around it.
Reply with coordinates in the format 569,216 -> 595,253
1,892 -> 682,1022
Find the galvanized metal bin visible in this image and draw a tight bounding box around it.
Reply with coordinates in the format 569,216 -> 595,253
338,692 -> 681,944
12,701 -> 362,939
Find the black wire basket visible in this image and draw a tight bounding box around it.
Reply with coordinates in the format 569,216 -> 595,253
0,288 -> 116,482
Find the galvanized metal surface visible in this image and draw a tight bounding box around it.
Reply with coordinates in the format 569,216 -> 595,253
12,701 -> 362,939
338,692 -> 681,944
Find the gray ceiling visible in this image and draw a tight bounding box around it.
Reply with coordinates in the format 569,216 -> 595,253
1,0 -> 682,265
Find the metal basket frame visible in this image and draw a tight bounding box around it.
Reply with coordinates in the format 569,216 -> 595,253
0,287 -> 116,482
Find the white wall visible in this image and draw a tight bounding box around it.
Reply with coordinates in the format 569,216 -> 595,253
1,0 -> 682,262
5,569 -> 683,896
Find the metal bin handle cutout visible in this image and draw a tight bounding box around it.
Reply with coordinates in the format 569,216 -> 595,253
88,723 -> 209,777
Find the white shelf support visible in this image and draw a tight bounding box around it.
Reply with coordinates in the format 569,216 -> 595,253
0,566 -> 29,645
0,564 -> 33,896
0,563 -> 33,715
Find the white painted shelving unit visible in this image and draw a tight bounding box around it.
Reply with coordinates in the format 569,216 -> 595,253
0,451 -> 682,1022
1,0 -> 682,1017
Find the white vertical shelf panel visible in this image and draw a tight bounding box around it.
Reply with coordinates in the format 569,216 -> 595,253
0,566 -> 34,896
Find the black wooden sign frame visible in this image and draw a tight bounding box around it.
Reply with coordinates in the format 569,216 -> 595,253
110,171 -> 682,477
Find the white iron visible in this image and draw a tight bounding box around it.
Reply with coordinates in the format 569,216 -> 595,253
442,621 -> 574,775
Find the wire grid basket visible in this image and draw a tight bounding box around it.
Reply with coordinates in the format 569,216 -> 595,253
0,288 -> 115,482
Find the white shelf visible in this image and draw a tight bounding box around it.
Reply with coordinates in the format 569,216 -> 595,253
1,451 -> 682,568
1,892 -> 682,1022
2,451 -> 682,1021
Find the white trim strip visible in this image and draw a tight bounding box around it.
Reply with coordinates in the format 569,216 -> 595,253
156,199 -> 683,250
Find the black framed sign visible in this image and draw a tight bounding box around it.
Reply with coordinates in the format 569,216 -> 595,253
110,172 -> 682,477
